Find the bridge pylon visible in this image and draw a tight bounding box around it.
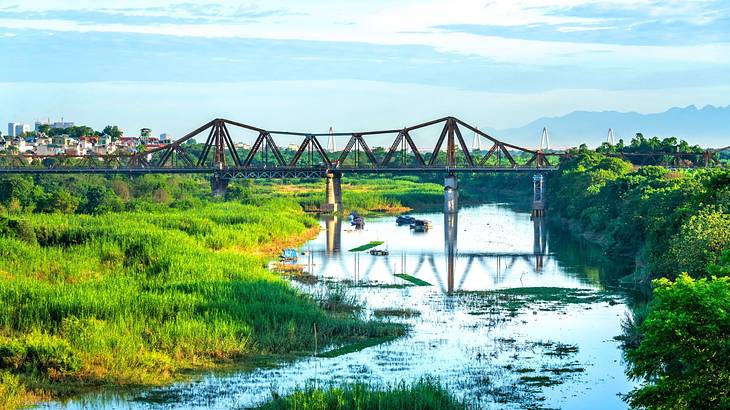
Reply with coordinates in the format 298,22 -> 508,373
321,171 -> 343,213
210,172 -> 229,197
531,173 -> 545,219
444,174 -> 458,214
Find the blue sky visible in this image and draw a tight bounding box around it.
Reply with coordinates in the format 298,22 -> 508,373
0,0 -> 729,145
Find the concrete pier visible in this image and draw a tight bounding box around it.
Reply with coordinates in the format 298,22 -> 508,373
531,174 -> 545,219
445,211 -> 458,294
444,174 -> 458,293
444,174 -> 458,214
533,217 -> 546,271
324,215 -> 342,254
321,171 -> 343,213
210,173 -> 229,197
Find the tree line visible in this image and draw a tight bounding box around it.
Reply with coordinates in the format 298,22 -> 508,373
547,149 -> 729,409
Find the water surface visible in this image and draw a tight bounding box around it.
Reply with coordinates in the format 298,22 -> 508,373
40,203 -> 636,409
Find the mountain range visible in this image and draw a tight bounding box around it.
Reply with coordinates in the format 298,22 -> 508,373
487,104 -> 729,149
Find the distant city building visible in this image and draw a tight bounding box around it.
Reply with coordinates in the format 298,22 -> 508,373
51,121 -> 74,129
160,133 -> 172,142
140,128 -> 152,138
7,122 -> 31,137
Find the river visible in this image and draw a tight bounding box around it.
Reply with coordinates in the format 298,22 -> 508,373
40,202 -> 638,409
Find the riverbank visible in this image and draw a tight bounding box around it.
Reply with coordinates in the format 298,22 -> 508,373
236,173 -> 533,215
0,200 -> 403,408
545,150 -> 730,408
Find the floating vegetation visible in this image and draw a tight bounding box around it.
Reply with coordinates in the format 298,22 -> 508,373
394,274 -> 432,286
316,336 -> 401,358
519,375 -> 562,387
458,287 -> 621,319
373,308 -> 421,318
349,241 -> 385,252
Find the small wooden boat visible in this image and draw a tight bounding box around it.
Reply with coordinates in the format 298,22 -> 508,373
396,215 -> 415,225
352,216 -> 365,229
279,248 -> 298,261
410,219 -> 431,232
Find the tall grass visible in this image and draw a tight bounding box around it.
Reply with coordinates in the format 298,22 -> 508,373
256,379 -> 470,410
247,177 -> 445,214
0,199 -> 402,404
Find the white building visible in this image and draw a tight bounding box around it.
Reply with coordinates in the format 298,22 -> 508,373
51,121 -> 74,129
7,122 -> 31,137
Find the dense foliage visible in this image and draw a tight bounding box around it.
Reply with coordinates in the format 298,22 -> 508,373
0,174 -> 212,214
256,379 -> 470,410
547,150 -> 730,280
0,201 -> 401,408
625,273 -> 730,409
548,151 -> 730,409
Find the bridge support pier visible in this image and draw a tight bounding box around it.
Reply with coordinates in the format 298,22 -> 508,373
531,174 -> 545,219
321,171 -> 343,213
444,174 -> 458,214
210,173 -> 229,197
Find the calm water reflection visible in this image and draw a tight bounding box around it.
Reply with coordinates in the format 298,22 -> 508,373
40,203 -> 636,410
314,204 -> 602,292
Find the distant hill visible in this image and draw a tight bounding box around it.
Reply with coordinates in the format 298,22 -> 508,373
489,105 -> 730,149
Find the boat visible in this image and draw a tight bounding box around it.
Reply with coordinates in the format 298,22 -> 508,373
352,216 -> 365,229
279,248 -> 298,261
410,219 -> 431,232
369,249 -> 389,256
396,215 -> 415,225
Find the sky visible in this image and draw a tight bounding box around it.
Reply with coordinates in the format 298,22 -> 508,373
0,0 -> 729,145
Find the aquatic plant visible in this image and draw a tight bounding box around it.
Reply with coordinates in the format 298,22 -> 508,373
255,378 -> 471,410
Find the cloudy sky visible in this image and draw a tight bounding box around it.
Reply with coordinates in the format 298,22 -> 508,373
1,0 -> 729,144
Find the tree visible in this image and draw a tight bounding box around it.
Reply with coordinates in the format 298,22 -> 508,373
625,274 -> 730,409
0,176 -> 35,207
669,208 -> 730,278
102,125 -> 123,141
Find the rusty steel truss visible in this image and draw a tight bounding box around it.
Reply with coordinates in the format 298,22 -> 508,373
0,116 -> 725,176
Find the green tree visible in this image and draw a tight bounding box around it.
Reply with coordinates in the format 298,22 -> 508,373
625,273 -> 730,409
102,125 -> 123,141
669,208 -> 730,278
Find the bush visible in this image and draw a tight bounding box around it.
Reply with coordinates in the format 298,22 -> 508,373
0,371 -> 27,408
0,333 -> 81,376
624,274 -> 730,409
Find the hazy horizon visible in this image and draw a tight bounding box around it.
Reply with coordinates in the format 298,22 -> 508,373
1,1 -> 729,146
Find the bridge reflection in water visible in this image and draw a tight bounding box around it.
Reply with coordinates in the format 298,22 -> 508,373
315,206 -> 549,293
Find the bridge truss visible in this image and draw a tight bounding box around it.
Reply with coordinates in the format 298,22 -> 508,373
0,117 -> 563,176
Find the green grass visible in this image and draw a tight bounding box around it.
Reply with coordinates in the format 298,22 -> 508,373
348,241 -> 385,252
254,378 -> 470,409
394,274 -> 432,286
246,177 -> 446,214
0,200 -> 403,405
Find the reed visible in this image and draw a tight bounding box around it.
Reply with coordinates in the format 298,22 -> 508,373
255,378 -> 470,410
0,200 -> 402,405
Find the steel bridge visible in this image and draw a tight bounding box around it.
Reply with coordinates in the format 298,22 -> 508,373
0,117 -> 564,176
1,116 -> 725,212
1,116 -> 725,177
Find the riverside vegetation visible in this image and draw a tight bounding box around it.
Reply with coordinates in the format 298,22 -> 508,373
0,175 -> 404,408
546,148 -> 730,409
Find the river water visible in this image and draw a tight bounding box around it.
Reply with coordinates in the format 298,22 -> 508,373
40,202 -> 637,409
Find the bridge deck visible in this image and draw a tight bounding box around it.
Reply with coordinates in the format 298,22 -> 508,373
0,166 -> 558,176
